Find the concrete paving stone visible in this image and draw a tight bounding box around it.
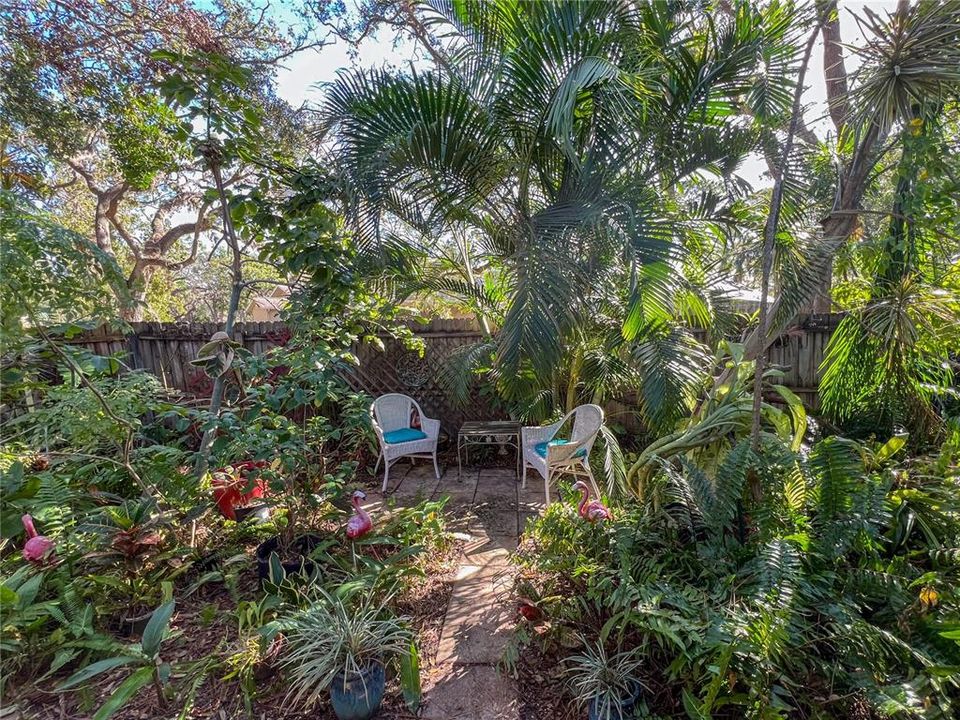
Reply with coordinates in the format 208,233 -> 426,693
474,477 -> 515,494
422,664 -> 518,720
518,476 -> 547,498
517,493 -> 547,513
434,472 -> 478,499
463,532 -> 516,566
478,466 -> 521,481
471,491 -> 517,511
418,458 -> 523,720
469,504 -> 518,538
437,565 -> 516,666
444,510 -> 479,534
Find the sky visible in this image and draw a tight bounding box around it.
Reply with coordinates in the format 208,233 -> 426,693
269,0 -> 898,188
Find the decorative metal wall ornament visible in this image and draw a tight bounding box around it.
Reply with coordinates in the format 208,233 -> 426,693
394,350 -> 431,388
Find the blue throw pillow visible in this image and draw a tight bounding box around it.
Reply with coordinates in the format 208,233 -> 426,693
534,438 -> 586,459
383,427 -> 429,444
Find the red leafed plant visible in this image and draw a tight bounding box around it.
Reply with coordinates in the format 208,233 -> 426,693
211,460 -> 269,520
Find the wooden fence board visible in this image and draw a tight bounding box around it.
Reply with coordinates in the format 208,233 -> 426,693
53,316 -> 838,423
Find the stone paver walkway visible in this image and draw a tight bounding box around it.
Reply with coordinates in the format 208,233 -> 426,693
365,460 -> 545,720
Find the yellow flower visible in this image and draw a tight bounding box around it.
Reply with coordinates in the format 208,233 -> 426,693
918,168 -> 928,181
920,586 -> 939,608
909,118 -> 923,128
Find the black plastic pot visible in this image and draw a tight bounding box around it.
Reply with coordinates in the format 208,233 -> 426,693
119,609 -> 151,638
234,504 -> 272,523
255,533 -> 323,582
329,662 -> 386,720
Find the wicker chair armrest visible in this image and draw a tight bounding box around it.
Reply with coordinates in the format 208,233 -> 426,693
546,433 -> 594,464
421,416 -> 441,439
521,420 -> 563,445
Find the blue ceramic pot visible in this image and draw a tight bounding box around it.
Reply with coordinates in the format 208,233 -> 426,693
328,662 -> 386,720
587,680 -> 643,720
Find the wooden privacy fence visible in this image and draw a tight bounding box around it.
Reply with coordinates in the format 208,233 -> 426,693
60,315 -> 841,433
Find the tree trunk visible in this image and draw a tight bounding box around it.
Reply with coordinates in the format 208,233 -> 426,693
799,0 -> 853,314
119,261 -> 156,322
195,150 -> 244,477
818,0 -> 851,134
750,14 -> 825,469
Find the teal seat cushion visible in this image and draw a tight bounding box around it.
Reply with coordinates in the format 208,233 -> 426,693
383,427 -> 428,444
534,438 -> 586,459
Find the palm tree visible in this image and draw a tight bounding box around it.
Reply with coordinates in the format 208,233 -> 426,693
320,0 -> 804,430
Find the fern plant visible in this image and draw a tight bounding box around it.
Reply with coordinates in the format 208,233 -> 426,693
514,427 -> 960,719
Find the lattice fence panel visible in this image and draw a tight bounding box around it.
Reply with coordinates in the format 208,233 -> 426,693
344,318 -> 496,437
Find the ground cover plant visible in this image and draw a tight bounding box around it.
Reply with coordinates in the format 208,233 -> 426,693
2,1 -> 959,719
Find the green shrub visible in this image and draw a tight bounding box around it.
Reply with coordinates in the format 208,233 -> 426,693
514,434 -> 960,719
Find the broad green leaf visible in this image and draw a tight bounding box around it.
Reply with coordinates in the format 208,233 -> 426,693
93,666 -> 156,720
0,585 -> 18,608
16,573 -> 43,608
773,385 -> 806,451
59,657 -> 138,690
268,552 -> 285,584
682,687 -> 708,719
399,642 -> 421,712
875,434 -> 908,464
141,601 -> 175,659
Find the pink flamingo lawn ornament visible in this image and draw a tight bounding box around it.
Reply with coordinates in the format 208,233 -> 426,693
571,481 -> 613,523
346,490 -> 373,540
21,514 -> 56,565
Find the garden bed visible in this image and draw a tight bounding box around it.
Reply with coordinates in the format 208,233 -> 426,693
6,494 -> 462,720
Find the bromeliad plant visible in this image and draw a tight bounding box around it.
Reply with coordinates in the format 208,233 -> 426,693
82,498 -> 191,614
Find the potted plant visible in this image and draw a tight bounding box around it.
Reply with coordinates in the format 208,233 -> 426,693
567,639 -> 646,720
279,588 -> 418,720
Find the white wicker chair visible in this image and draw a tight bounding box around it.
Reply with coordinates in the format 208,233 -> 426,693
521,404 -> 603,504
370,393 -> 441,492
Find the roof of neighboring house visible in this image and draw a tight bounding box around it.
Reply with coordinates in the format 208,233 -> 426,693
245,285 -> 289,313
